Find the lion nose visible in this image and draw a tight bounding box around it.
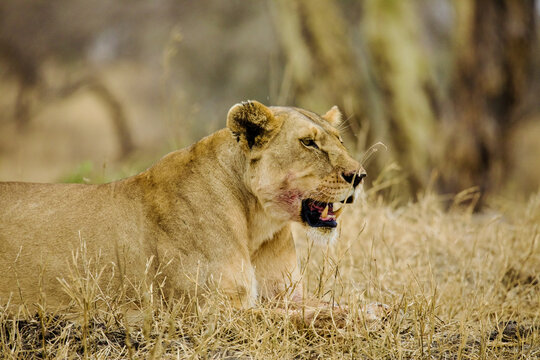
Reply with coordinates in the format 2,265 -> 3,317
341,172 -> 366,188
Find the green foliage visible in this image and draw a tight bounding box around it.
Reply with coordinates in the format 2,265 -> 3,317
59,161 -> 95,184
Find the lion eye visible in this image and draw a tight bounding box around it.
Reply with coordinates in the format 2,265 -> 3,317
300,138 -> 319,149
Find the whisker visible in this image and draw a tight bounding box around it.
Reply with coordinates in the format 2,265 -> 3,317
361,142 -> 387,167
337,115 -> 354,132
337,123 -> 351,132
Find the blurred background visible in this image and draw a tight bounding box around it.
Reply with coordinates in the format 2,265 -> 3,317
1,0 -> 539,205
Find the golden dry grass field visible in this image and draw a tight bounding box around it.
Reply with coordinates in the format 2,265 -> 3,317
1,1 -> 539,358
1,184 -> 539,359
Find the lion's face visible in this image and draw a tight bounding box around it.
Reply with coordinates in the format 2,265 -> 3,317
228,101 -> 365,243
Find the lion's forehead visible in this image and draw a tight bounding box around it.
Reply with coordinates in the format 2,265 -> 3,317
272,107 -> 341,139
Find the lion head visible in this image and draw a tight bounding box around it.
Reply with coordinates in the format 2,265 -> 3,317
227,100 -> 365,243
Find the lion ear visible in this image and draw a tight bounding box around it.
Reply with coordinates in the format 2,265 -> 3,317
322,106 -> 342,127
227,100 -> 283,150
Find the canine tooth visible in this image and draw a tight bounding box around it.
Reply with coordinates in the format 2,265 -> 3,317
321,204 -> 329,218
334,207 -> 344,218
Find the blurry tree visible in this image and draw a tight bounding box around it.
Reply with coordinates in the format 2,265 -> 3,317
0,0 -> 538,196
54,76 -> 135,157
272,0 -> 365,136
0,39 -> 40,127
0,0 -> 154,158
273,0 -> 439,196
440,0 -> 537,197
273,0 -> 538,202
0,39 -> 135,157
361,0 -> 438,194
0,0 -> 275,160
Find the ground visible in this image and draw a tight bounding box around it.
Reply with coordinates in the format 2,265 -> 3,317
1,189 -> 539,359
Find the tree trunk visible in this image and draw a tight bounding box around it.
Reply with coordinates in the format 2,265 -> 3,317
440,0 -> 537,197
272,0 -> 537,201
273,0 -> 439,198
361,0 -> 438,194
272,0 -> 366,139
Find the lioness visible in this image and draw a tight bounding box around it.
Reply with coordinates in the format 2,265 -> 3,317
0,101 -> 365,312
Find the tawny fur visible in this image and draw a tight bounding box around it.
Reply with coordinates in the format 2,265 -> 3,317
0,101 -> 363,309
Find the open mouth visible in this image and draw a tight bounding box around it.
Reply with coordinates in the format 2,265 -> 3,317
301,199 -> 345,228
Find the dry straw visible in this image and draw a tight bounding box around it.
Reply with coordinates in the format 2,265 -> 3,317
1,185 -> 539,359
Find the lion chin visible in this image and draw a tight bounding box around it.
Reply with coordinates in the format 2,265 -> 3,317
305,226 -> 339,245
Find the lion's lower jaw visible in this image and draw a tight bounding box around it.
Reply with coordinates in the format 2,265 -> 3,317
305,226 -> 338,246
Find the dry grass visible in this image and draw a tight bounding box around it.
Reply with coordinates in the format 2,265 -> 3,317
1,188 -> 539,359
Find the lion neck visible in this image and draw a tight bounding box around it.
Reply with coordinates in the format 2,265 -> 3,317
137,129 -> 290,254
209,130 -> 290,253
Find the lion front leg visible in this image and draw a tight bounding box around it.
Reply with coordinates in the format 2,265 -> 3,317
159,244 -> 257,310
251,226 -> 303,302
250,226 -> 393,326
212,259 -> 258,309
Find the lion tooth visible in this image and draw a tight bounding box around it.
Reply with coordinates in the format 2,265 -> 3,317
321,204 -> 329,218
334,207 -> 344,218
